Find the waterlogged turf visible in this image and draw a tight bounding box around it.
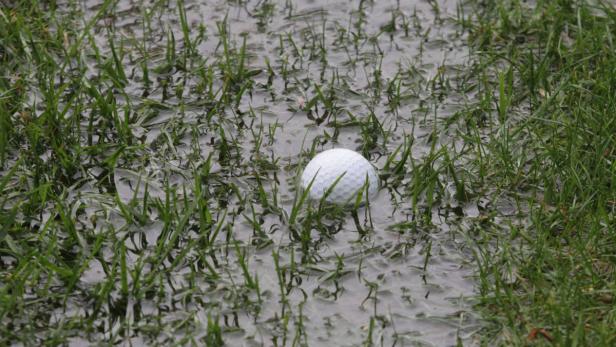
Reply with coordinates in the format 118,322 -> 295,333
1,0 -> 482,345
3,0 -> 616,346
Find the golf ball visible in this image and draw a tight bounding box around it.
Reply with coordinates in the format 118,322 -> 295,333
301,148 -> 379,205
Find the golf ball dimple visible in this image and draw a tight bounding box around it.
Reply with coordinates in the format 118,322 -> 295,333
300,148 -> 379,205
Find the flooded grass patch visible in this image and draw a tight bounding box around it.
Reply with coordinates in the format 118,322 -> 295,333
2,0 -> 615,346
0,1 -> 481,345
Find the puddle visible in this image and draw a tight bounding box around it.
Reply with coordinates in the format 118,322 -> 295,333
7,0 -> 485,345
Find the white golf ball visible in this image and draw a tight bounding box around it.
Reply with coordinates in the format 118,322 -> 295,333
301,148 -> 379,205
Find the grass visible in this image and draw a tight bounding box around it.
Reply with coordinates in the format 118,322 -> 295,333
1,0 -> 616,345
458,0 -> 616,345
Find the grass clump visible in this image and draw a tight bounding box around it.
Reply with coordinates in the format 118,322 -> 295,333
462,0 -> 616,345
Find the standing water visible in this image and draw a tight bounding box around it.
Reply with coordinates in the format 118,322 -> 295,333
6,0 -> 483,345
